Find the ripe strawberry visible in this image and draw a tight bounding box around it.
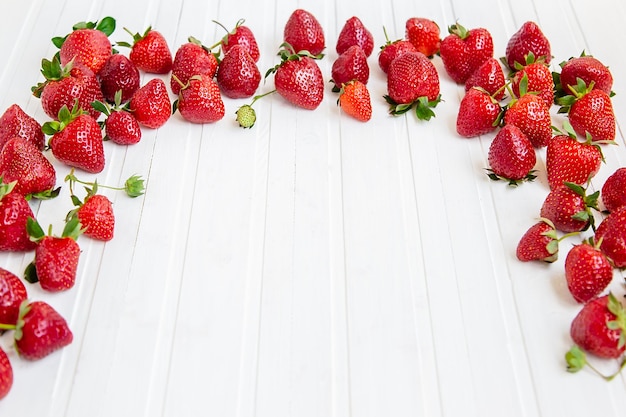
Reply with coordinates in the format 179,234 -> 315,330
92,94 -> 142,145
336,16 -> 374,57
174,75 -> 225,123
330,45 -> 369,91
0,348 -> 12,399
216,44 -> 261,99
385,51 -> 440,120
464,58 -> 506,101
120,27 -> 173,74
595,205 -> 626,268
214,19 -> 260,62
74,194 -> 114,241
283,9 -> 325,56
511,55 -> 554,108
43,103 -> 105,173
557,53 -> 613,98
439,22 -> 494,84
56,17 -> 115,74
129,78 -> 172,129
0,180 -> 37,252
170,37 -> 219,95
516,218 -> 559,263
268,46 -> 324,110
0,137 -> 57,198
25,217 -> 82,292
503,93 -> 552,148
540,182 -> 598,233
456,87 -> 502,138
0,104 -> 45,151
338,80 -> 372,122
405,17 -> 440,57
487,124 -> 536,185
97,53 -> 140,103
0,267 -> 28,325
565,240 -> 613,303
601,167 -> 626,212
505,21 -> 551,70
557,80 -> 615,142
546,133 -> 602,190
378,32 -> 417,74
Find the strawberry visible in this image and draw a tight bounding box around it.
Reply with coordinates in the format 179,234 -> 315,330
32,57 -> 104,120
377,28 -> 417,74
545,132 -> 602,190
0,267 -> 28,325
0,348 -> 12,399
43,103 -> 105,173
516,218 -> 560,263
540,182 -> 598,233
405,17 -> 440,57
174,75 -> 225,123
503,93 -> 552,148
439,22 -> 494,84
120,27 -> 173,74
92,93 -> 142,145
464,57 -> 506,101
595,205 -> 626,268
214,19 -> 260,62
0,104 -> 45,151
0,180 -> 37,252
0,137 -> 58,199
25,217 -> 82,292
511,55 -> 554,108
74,194 -> 114,242
505,21 -> 551,70
97,53 -> 140,103
338,80 -> 372,122
385,51 -> 440,120
216,44 -> 261,99
601,167 -> 626,213
556,53 -> 613,98
283,9 -> 325,56
557,80 -> 615,142
170,37 -> 219,95
330,45 -> 369,91
129,78 -> 172,129
56,17 -> 115,74
565,240 -> 613,303
336,16 -> 374,57
456,87 -> 502,138
486,124 -> 536,185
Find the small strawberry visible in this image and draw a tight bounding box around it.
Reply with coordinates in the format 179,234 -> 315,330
330,45 -> 369,91
0,348 -> 12,399
565,240 -> 613,303
516,218 -> 561,263
405,17 -> 440,57
439,22 -> 494,84
540,182 -> 598,233
486,124 -> 537,185
129,78 -> 172,129
119,27 -> 173,74
595,205 -> 626,268
174,75 -> 225,124
216,44 -> 261,99
0,104 -> 45,151
0,180 -> 37,252
377,27 -> 417,74
336,16 -> 374,57
503,92 -> 552,148
43,102 -> 105,173
55,17 -> 115,74
545,130 -> 602,190
511,54 -> 554,108
505,21 -> 551,70
601,167 -> 626,213
234,90 -> 275,129
0,267 -> 28,325
214,19 -> 260,62
0,137 -> 58,199
97,53 -> 140,103
283,9 -> 325,56
555,53 -> 613,99
456,87 -> 502,138
338,80 -> 372,122
25,217 -> 82,292
92,92 -> 142,145
464,58 -> 506,101
170,37 -> 219,95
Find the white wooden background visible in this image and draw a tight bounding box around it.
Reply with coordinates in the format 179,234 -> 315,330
1,0 -> 625,416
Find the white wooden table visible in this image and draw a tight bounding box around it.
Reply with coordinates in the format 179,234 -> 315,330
1,0 -> 625,416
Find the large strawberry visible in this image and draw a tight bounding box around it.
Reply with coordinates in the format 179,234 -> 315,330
338,80 -> 372,122
456,87 -> 502,138
336,16 -> 374,57
173,75 -> 225,123
516,218 -> 560,263
56,17 -> 115,74
129,78 -> 172,129
565,240 -> 613,303
120,27 -> 173,74
405,17 -> 440,58
505,21 -> 551,70
170,37 -> 219,96
214,19 -> 260,62
464,58 -> 506,101
545,131 -> 602,189
0,267 -> 28,325
0,180 -> 37,252
601,167 -> 626,213
557,80 -> 615,142
330,45 -> 369,90
0,348 -> 12,400
377,31 -> 417,74
283,9 -> 325,56
486,124 -> 536,185
439,22 -> 494,84
97,53 -> 140,103
503,92 -> 552,148
0,104 -> 45,151
595,205 -> 626,268
556,53 -> 613,98
216,44 -> 261,99
0,137 -> 58,199
511,55 -> 554,108
540,182 -> 598,233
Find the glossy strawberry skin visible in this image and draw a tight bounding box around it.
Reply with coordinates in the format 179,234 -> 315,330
505,21 -> 551,70
569,89 -> 615,142
456,87 -> 501,138
540,184 -> 591,233
339,80 -> 372,122
336,16 -> 374,57
503,94 -> 552,148
0,191 -> 37,252
331,45 -> 369,88
0,137 -> 56,197
601,167 -> 626,212
105,110 -> 141,145
129,78 -> 171,129
0,348 -> 12,400
14,301 -> 73,360
283,9 -> 325,56
378,40 -> 417,74
77,194 -> 114,241
170,41 -> 219,95
464,58 -> 505,101
387,51 -> 439,104
546,134 -> 601,190
487,124 -> 536,181
221,24 -> 260,63
60,28 -> 112,74
565,243 -> 613,303
0,267 -> 28,325
129,29 -> 173,74
274,56 -> 324,110
595,205 -> 626,268
40,64 -> 104,120
560,55 -> 613,96
512,62 -> 554,108
216,44 -> 261,99
177,76 -> 225,124
570,295 -> 625,359
516,220 -> 558,262
405,17 -> 440,57
0,104 -> 45,151
439,25 -> 494,84
49,114 -> 105,173
97,54 -> 140,103
35,235 -> 80,292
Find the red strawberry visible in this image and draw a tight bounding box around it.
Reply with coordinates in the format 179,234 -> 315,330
0,348 -> 12,399
385,51 -> 440,120
558,81 -> 615,142
25,217 -> 82,292
595,205 -> 626,268
511,55 -> 554,108
43,103 -> 105,173
283,9 -> 325,56
338,80 -> 372,122
174,75 -> 225,123
405,17 -> 440,57
0,137 -> 57,198
216,44 -> 261,99
464,58 -> 506,101
170,37 -> 219,95
601,167 -> 626,213
487,124 -> 536,185
331,45 -> 369,90
129,78 -> 172,129
0,104 -> 45,151
121,27 -> 173,74
0,267 -> 28,325
505,21 -> 551,70
93,95 -> 142,145
97,53 -> 140,103
503,93 -> 552,148
456,87 -> 502,138
516,218 -> 559,263
57,17 -> 115,74
546,133 -> 602,190
439,23 -> 494,84
215,19 -> 260,63
557,53 -> 613,98
12,301 -> 73,360
74,194 -> 114,241
0,180 -> 37,252
378,35 -> 417,74
565,240 -> 613,303
540,182 -> 598,233
268,46 -> 324,110
336,16 -> 374,57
